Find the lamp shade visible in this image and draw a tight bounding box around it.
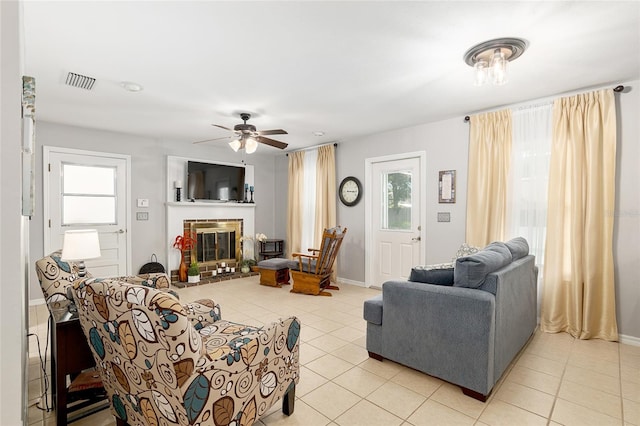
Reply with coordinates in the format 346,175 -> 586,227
61,229 -> 101,261
229,139 -> 241,152
245,137 -> 258,154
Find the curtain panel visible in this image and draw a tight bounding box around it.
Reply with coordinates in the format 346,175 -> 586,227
286,151 -> 304,258
466,109 -> 512,247
541,89 -> 618,341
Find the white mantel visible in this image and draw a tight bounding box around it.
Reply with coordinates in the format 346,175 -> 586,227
166,202 -> 255,272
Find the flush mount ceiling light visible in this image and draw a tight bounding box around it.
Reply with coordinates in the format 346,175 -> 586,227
464,37 -> 528,86
120,81 -> 143,92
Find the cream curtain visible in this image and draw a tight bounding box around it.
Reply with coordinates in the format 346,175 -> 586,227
466,109 -> 512,247
286,151 -> 305,258
314,144 -> 337,244
541,89 -> 618,341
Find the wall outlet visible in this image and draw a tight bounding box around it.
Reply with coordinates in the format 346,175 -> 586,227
136,211 -> 149,221
137,198 -> 149,208
437,212 -> 451,222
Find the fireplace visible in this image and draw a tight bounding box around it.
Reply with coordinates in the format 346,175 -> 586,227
184,219 -> 243,266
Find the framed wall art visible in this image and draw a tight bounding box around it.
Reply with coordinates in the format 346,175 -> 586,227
438,170 -> 456,203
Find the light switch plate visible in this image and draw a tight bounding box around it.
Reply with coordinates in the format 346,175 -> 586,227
136,211 -> 149,221
136,198 -> 149,208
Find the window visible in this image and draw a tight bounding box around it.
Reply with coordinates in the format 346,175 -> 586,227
382,170 -> 412,230
62,163 -> 117,225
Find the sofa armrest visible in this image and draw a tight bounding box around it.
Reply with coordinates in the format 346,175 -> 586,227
183,299 -> 222,330
380,280 -> 496,395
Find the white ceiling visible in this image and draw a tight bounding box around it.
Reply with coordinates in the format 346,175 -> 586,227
22,1 -> 640,153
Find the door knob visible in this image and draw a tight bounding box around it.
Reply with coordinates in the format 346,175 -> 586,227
411,236 -> 421,242
117,229 -> 125,234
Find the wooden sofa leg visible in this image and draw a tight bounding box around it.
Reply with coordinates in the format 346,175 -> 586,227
368,351 -> 384,361
282,384 -> 296,416
116,418 -> 129,426
461,386 -> 488,402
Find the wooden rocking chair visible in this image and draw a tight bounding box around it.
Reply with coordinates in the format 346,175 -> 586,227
290,227 -> 347,296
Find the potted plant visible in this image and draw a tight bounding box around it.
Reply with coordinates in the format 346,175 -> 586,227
240,258 -> 257,273
187,261 -> 200,283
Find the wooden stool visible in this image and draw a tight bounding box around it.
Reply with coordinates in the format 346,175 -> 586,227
258,258 -> 291,287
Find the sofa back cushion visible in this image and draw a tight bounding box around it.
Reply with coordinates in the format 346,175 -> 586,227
409,267 -> 454,286
504,237 -> 529,260
454,242 -> 512,288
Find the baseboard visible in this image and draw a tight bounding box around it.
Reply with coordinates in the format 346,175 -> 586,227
620,333 -> 640,347
336,277 -> 366,287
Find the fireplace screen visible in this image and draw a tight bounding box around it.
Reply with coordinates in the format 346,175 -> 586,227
190,220 -> 242,265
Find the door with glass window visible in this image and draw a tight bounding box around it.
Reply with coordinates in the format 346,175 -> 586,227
370,157 -> 422,287
44,147 -> 130,277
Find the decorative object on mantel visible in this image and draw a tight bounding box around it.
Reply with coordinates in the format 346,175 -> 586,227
187,261 -> 200,284
244,183 -> 249,203
173,231 -> 196,282
174,180 -> 182,202
463,37 -> 528,86
250,185 -> 255,203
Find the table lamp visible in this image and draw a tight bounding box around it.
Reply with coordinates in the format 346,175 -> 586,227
61,229 -> 101,278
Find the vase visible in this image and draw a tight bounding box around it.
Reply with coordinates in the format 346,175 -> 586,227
178,253 -> 188,282
188,275 -> 200,284
241,266 -> 250,274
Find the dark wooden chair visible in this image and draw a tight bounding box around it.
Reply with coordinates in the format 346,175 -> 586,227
290,227 -> 347,296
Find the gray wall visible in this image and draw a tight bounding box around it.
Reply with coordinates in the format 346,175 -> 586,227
29,121 -> 279,301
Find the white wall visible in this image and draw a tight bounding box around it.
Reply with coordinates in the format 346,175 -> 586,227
1,1 -> 27,424
29,121 -> 279,302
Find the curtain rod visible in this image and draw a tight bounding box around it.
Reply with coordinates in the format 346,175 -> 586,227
285,142 -> 338,156
463,85 -> 627,122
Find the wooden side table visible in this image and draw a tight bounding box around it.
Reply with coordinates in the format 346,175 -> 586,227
259,239 -> 284,260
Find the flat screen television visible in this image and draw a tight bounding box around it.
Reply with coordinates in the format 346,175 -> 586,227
187,161 -> 245,201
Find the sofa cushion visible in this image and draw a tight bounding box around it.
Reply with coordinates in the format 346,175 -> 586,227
409,267 -> 454,286
505,237 -> 529,260
363,294 -> 383,325
454,242 -> 512,288
451,243 -> 480,263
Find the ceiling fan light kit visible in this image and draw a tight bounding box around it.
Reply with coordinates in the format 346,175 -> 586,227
204,112 -> 288,154
464,37 -> 528,86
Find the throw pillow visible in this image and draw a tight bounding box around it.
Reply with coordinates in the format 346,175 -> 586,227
409,267 -> 455,286
453,242 -> 512,288
505,237 -> 529,260
451,243 -> 480,263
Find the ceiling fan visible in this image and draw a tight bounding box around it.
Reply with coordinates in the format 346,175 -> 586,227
193,113 -> 288,153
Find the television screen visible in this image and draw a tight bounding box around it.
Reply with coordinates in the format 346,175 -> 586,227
187,161 -> 245,201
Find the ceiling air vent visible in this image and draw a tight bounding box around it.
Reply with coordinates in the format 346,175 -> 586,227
65,72 -> 96,90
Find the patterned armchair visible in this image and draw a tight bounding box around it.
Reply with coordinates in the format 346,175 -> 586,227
35,251 -> 178,304
71,278 -> 300,426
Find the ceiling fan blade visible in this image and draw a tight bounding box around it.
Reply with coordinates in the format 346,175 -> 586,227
257,129 -> 288,136
192,135 -> 232,144
212,124 -> 233,132
256,136 -> 288,149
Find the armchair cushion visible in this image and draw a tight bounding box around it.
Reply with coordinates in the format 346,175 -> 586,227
454,242 -> 512,288
409,267 -> 455,286
35,250 -> 92,304
505,237 -> 530,261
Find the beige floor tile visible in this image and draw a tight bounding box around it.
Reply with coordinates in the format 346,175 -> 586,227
335,399 -> 403,426
301,325 -> 326,342
366,381 -> 426,419
262,400 -> 331,426
329,326 -> 365,343
352,335 -> 367,348
430,383 -> 485,419
297,366 -> 329,397
332,366 -> 386,397
552,398 -> 622,426
624,398 -> 640,425
72,408 -> 116,426
305,354 -> 355,380
406,399 -> 475,426
310,319 -> 344,333
572,338 -> 620,363
390,368 -> 444,398
301,382 -> 361,420
358,358 -> 404,380
516,352 -> 566,377
622,379 -> 640,403
622,365 -> 640,385
505,365 -> 561,395
568,350 -> 620,378
307,333 -> 350,353
494,380 -> 554,418
564,364 -> 621,396
558,380 -> 623,419
478,399 -> 547,426
299,343 -> 327,365
331,342 -> 370,365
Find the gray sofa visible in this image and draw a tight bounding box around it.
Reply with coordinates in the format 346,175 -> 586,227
363,238 -> 537,401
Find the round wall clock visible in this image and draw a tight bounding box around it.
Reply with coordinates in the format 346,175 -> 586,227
339,176 -> 362,206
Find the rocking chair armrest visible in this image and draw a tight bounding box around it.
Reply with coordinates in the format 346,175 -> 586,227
307,248 -> 321,253
291,252 -> 319,260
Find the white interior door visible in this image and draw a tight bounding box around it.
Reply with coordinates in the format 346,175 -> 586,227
44,147 -> 130,277
368,155 -> 424,288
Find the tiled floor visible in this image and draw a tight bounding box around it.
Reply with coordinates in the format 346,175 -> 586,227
28,276 -> 640,425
